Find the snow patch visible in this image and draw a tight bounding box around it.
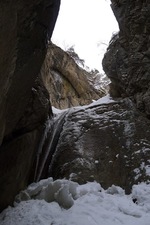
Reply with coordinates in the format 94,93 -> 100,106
1,179 -> 150,225
15,178 -> 78,209
52,94 -> 115,116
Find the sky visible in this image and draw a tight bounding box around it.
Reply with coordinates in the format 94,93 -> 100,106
52,0 -> 119,72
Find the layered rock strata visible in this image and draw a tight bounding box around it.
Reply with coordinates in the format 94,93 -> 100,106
41,43 -> 102,109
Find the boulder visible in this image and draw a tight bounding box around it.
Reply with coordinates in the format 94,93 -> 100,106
48,97 -> 150,193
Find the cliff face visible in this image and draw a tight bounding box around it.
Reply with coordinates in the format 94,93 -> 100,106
41,43 -> 103,109
48,98 -> 150,193
0,0 -> 60,211
0,0 -> 60,143
102,0 -> 150,117
1,0 -> 150,212
0,0 -> 102,211
45,0 -> 150,193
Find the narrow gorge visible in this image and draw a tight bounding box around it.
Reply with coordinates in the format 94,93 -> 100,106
0,0 -> 150,212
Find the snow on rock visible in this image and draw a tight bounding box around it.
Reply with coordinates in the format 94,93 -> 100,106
15,178 -> 78,209
49,98 -> 150,191
88,94 -> 115,106
0,179 -> 150,225
132,182 -> 150,211
106,185 -> 125,196
52,106 -> 68,116
52,94 -> 115,116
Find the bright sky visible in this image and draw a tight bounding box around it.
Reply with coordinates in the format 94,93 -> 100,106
52,0 -> 119,72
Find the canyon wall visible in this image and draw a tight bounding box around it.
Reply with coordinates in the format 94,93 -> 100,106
1,0 -> 150,212
103,0 -> 150,117
0,0 -> 60,211
41,43 -> 102,109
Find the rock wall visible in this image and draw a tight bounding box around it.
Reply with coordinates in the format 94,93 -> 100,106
1,0 -> 150,212
48,98 -> 150,193
102,0 -> 150,117
41,0 -> 150,194
0,0 -> 60,211
41,43 -> 102,109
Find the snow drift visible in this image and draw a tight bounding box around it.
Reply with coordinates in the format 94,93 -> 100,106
0,178 -> 150,225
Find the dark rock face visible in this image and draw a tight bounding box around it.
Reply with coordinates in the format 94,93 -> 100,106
0,78 -> 52,211
0,0 -> 60,141
102,0 -> 150,117
0,0 -> 60,211
48,98 -> 150,193
41,43 -> 102,109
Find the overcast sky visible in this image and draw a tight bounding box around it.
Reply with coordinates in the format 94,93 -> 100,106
52,0 -> 119,72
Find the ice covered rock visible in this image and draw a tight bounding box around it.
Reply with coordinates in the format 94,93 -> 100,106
15,178 -> 78,209
106,185 -> 125,196
48,97 -> 150,193
132,182 -> 150,211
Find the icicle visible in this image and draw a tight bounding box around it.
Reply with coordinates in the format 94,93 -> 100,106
35,110 -> 68,182
34,116 -> 53,181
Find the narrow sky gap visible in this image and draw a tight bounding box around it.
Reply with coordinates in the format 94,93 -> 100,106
52,0 -> 119,72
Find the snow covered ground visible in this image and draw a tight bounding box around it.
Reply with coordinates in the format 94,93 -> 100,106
0,178 -> 150,225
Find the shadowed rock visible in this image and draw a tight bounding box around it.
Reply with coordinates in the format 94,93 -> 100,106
0,0 -> 60,211
102,0 -> 150,117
